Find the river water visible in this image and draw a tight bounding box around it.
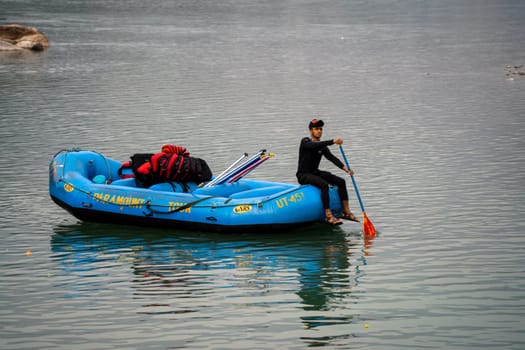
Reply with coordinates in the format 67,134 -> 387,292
1,1 -> 524,349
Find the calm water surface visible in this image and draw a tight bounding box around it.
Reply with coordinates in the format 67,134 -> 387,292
1,0 -> 524,349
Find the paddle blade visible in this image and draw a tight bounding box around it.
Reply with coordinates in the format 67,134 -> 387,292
363,212 -> 376,236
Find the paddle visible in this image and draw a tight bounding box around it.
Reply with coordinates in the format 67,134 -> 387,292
339,145 -> 376,236
204,153 -> 248,187
227,153 -> 274,183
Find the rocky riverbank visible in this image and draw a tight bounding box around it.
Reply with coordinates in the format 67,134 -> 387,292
0,24 -> 49,51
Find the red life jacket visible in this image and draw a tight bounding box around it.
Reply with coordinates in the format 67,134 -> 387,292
131,144 -> 212,186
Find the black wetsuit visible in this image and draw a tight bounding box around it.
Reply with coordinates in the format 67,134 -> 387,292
296,137 -> 348,210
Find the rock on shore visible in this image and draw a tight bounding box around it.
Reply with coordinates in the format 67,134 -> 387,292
0,24 -> 49,51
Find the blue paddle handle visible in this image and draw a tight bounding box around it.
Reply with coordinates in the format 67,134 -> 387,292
339,146 -> 366,213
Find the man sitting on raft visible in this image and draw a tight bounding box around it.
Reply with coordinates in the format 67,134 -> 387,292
296,118 -> 359,225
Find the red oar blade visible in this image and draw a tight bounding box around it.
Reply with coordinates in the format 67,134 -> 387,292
363,212 -> 376,236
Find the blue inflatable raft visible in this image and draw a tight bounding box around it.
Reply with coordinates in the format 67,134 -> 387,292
49,149 -> 343,233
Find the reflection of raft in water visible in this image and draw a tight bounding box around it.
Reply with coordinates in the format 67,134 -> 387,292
50,223 -> 361,314
49,149 -> 343,233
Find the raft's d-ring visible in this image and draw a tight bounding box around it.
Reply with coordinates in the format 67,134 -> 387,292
143,200 -> 153,217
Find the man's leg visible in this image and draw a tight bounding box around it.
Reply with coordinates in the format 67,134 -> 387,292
318,172 -> 358,221
298,173 -> 341,224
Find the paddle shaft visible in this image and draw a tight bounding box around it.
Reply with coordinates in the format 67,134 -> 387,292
204,153 -> 248,187
339,146 -> 366,213
211,150 -> 266,186
227,155 -> 271,183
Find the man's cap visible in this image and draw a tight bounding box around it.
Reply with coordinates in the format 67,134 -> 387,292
309,118 -> 324,129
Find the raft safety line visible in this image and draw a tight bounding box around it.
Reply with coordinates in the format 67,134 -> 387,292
57,179 -> 304,214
